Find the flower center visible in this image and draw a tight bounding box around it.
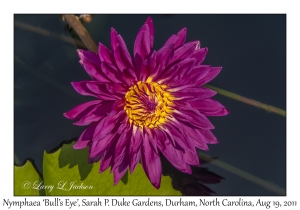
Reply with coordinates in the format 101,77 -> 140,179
124,78 -> 174,129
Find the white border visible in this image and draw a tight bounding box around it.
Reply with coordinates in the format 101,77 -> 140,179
2,0 -> 299,209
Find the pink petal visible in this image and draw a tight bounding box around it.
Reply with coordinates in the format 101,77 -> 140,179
81,60 -> 110,83
113,126 -> 131,165
113,150 -> 130,185
98,42 -> 114,64
110,28 -> 119,51
73,111 -> 103,126
141,133 -> 162,189
161,58 -> 196,83
92,111 -> 125,141
73,122 -> 98,149
152,45 -> 175,79
173,109 -> 215,129
89,133 -> 117,158
63,100 -> 101,120
73,100 -> 117,126
182,124 -> 209,150
163,123 -> 195,153
100,62 -> 122,83
171,41 -> 198,63
156,130 -> 191,174
129,127 -> 142,173
169,65 -> 211,87
194,128 -> 219,144
183,149 -> 200,166
146,16 -> 154,48
188,99 -> 229,116
114,43 -> 134,72
164,28 -> 187,49
77,49 -> 101,67
71,81 -> 100,98
172,87 -> 217,101
195,66 -> 222,86
99,145 -> 115,172
86,82 -> 121,100
134,23 -> 151,61
191,47 -> 208,65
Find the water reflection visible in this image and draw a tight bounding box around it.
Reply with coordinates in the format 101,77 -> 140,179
162,156 -> 224,196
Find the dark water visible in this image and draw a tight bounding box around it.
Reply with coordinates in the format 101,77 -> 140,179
14,14 -> 286,195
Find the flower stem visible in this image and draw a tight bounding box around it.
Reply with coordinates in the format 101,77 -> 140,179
14,21 -> 86,48
205,84 -> 286,117
62,14 -> 98,53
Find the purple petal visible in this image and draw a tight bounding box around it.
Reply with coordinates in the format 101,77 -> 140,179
113,150 -> 129,185
156,130 -> 192,174
71,81 -> 100,98
77,49 -> 101,67
73,100 -> 118,126
105,83 -> 126,94
164,28 -> 187,49
63,100 -> 101,120
183,150 -> 200,166
113,127 -> 131,165
86,82 -> 122,100
134,22 -> 151,61
181,124 -> 209,150
191,47 -> 208,65
100,62 -> 122,83
122,68 -> 138,86
146,16 -> 154,48
89,133 -> 117,158
99,145 -> 115,172
163,122 -> 195,153
169,65 -> 211,87
173,109 -> 215,129
73,122 -> 98,149
146,130 -> 159,154
98,42 -> 114,65
73,111 -> 103,126
152,45 -> 174,79
194,128 -> 219,144
110,28 -> 119,51
188,99 -> 229,116
171,41 -> 198,63
195,66 -> 222,86
92,111 -> 125,141
141,133 -> 162,189
161,58 -> 196,83
81,60 -> 110,83
114,43 -> 134,71
138,55 -> 150,81
88,153 -> 103,164
95,100 -> 116,115
172,87 -> 217,101
129,127 -> 142,173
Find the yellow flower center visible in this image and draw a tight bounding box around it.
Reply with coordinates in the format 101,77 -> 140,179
124,77 -> 174,129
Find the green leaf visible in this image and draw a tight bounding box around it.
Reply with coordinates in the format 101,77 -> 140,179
14,160 -> 45,195
43,141 -> 181,195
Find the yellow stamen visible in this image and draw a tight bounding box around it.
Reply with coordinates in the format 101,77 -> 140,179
124,78 -> 174,129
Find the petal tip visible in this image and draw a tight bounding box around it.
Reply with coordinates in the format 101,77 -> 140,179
224,108 -> 230,115
63,112 -> 71,119
146,16 -> 153,23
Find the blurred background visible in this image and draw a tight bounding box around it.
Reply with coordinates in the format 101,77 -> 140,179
14,14 -> 286,195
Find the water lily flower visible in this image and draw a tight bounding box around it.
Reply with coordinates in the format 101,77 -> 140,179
64,16 -> 228,189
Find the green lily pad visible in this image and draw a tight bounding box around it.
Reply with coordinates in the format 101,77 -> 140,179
14,160 -> 45,195
43,141 -> 181,195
